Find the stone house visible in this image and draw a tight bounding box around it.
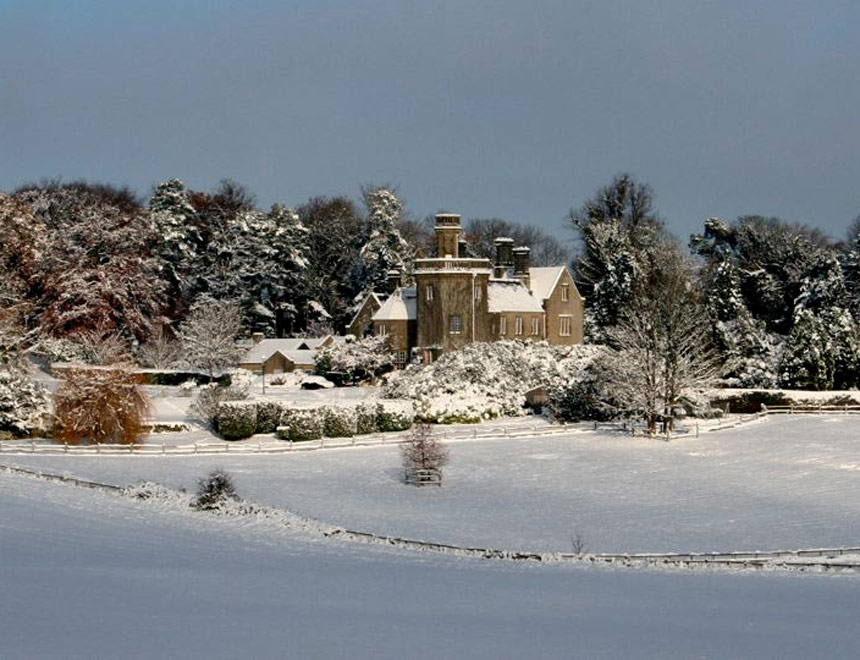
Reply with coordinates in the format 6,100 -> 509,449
239,336 -> 336,374
369,213 -> 584,364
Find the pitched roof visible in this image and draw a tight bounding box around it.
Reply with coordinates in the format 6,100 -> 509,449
372,287 -> 417,321
487,281 -> 545,313
347,292 -> 385,330
242,338 -> 316,364
529,266 -> 566,301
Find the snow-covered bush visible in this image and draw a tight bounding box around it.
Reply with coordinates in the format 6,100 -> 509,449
314,335 -> 393,383
37,337 -> 89,364
226,368 -> 254,392
189,384 -> 248,428
216,400 -> 257,440
322,405 -> 358,437
179,379 -> 197,396
0,370 -> 51,437
383,341 -> 599,423
376,400 -> 414,432
191,470 -> 239,511
355,402 -> 378,435
277,408 -> 324,442
254,400 -> 284,434
53,367 -> 150,445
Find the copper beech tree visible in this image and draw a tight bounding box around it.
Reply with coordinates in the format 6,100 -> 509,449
53,367 -> 150,445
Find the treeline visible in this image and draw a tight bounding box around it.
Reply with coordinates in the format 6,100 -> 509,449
569,174 -> 860,391
0,177 -> 564,358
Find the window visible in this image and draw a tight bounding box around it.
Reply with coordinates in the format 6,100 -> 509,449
474,285 -> 481,302
394,351 -> 408,368
515,316 -> 523,336
449,315 -> 462,334
426,284 -> 434,302
377,323 -> 387,336
531,316 -> 540,335
561,284 -> 569,302
560,316 -> 571,337
499,316 -> 507,335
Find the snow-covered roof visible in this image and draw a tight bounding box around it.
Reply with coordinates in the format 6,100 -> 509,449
347,292 -> 385,330
372,287 -> 417,321
279,349 -> 317,366
487,281 -> 545,313
529,266 -> 566,301
242,338 -> 316,364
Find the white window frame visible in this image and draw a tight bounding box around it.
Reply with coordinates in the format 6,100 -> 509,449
515,316 -> 523,336
559,315 -> 571,337
531,316 -> 540,335
377,323 -> 387,336
426,284 -> 434,302
499,316 -> 507,335
474,285 -> 481,302
561,284 -> 569,302
449,315 -> 462,335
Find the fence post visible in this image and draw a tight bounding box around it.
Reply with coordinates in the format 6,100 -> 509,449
696,423 -> 699,438
320,437 -> 325,449
96,442 -> 100,454
64,442 -> 68,454
194,442 -> 198,454
162,443 -> 166,455
258,442 -> 262,454
225,442 -> 229,453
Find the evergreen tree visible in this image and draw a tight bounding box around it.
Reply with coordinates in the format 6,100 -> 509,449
353,187 -> 413,297
779,309 -> 834,390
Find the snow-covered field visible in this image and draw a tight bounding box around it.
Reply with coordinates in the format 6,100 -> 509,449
4,414 -> 860,658
7,415 -> 860,553
3,469 -> 860,660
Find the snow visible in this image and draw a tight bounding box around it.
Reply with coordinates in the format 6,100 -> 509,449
486,280 -> 544,313
528,266 -> 565,301
240,338 -> 315,364
3,461 -> 860,659
372,286 -> 416,321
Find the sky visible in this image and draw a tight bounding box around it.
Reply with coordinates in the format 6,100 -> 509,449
1,0 -> 858,245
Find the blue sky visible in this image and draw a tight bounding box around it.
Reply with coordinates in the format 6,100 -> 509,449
1,0 -> 858,243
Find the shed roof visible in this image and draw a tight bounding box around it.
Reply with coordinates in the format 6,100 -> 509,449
372,287 -> 417,321
487,281 -> 545,313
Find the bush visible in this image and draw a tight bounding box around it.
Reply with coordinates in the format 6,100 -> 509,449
216,401 -> 258,440
254,400 -> 284,434
191,470 -> 239,511
0,370 -> 51,437
277,408 -> 324,442
376,400 -> 414,432
354,403 -> 378,435
323,405 -> 358,437
53,367 -> 149,445
189,384 -> 248,428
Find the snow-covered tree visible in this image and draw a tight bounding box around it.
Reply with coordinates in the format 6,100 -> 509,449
314,335 -> 393,383
0,370 -> 50,437
179,298 -> 244,380
401,424 -> 449,481
138,325 -> 182,369
779,309 -> 834,390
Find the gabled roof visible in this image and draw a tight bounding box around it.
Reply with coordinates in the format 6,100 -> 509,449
242,338 -> 319,364
487,280 -> 545,313
372,287 -> 417,321
347,292 -> 385,330
529,266 -> 566,301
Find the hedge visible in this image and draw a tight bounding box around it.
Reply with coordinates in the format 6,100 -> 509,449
216,401 -> 258,440
277,408 -> 324,442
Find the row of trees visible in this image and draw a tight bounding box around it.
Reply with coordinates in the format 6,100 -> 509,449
568,173 -> 860,408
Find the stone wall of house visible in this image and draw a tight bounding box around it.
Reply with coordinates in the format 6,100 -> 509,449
542,269 -> 584,345
416,272 -> 491,353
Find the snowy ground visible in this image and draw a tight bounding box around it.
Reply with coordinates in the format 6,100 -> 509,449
6,415 -> 860,555
2,470 -> 860,660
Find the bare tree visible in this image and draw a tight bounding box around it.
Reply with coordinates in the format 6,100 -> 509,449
179,298 -> 244,381
138,325 -> 182,369
600,244 -> 719,435
401,424 -> 449,482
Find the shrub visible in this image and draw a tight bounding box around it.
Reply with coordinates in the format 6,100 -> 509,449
376,400 -> 414,432
323,405 -> 358,437
189,384 -> 248,428
354,403 -> 378,435
277,408 -> 324,442
216,401 -> 258,440
191,470 -> 239,511
53,367 -> 150,445
254,400 -> 284,434
0,370 -> 51,437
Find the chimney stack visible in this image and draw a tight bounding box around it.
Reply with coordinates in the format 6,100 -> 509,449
435,213 -> 461,259
385,269 -> 401,293
251,332 -> 265,344
493,237 -> 514,278
512,246 -> 531,290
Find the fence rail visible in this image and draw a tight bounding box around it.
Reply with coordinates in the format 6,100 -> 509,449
763,404 -> 860,415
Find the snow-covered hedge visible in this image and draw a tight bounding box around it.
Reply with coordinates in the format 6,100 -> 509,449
375,400 -> 414,432
383,341 -> 600,423
277,408 -> 324,442
322,405 -> 358,438
0,370 -> 51,437
216,400 -> 258,440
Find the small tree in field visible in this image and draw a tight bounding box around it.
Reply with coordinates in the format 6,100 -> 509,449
191,469 -> 239,511
54,367 -> 150,445
401,424 -> 449,484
